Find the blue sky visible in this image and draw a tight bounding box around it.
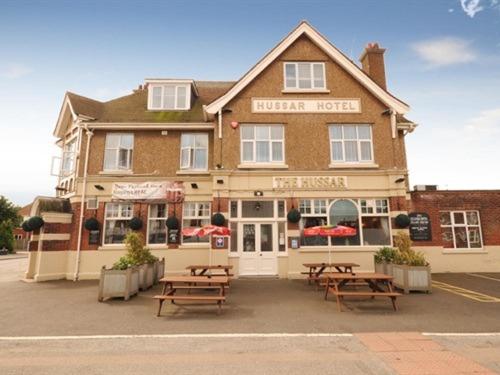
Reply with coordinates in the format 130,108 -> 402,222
1,0 -> 499,206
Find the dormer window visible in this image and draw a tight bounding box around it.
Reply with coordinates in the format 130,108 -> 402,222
147,82 -> 191,110
284,62 -> 326,91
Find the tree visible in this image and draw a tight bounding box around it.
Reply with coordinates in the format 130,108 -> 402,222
0,221 -> 14,252
0,196 -> 21,227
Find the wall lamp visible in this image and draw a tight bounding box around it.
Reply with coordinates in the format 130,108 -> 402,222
216,179 -> 224,185
94,184 -> 105,191
191,183 -> 199,189
395,177 -> 406,184
254,190 -> 263,197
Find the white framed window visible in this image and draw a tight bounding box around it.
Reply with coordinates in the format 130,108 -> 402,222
180,133 -> 208,170
148,204 -> 168,244
440,211 -> 483,249
61,138 -> 77,176
284,62 -> 326,90
148,84 -> 190,110
103,202 -> 133,244
182,202 -> 211,243
329,124 -> 373,163
360,199 -> 388,214
299,199 -> 328,246
241,125 -> 284,164
87,197 -> 98,210
103,133 -> 134,171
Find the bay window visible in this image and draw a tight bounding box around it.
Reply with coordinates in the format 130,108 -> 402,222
180,133 -> 208,170
284,62 -> 325,90
241,125 -> 284,164
148,204 -> 168,244
103,133 -> 134,171
104,203 -> 133,244
329,125 -> 373,163
440,211 -> 482,249
182,202 -> 211,243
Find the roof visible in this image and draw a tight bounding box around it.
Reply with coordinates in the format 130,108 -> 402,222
66,92 -> 103,119
18,204 -> 32,217
205,21 -> 410,116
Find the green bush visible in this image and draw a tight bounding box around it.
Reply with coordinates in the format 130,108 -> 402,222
392,232 -> 428,266
374,246 -> 397,263
0,221 -> 14,252
112,232 -> 158,270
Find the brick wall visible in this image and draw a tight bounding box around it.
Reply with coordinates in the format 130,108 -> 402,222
410,190 -> 500,247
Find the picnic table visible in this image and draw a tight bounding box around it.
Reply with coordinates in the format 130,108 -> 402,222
186,264 -> 234,277
154,275 -> 229,316
324,272 -> 401,312
302,262 -> 359,288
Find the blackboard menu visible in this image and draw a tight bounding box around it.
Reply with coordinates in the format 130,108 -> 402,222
409,212 -> 431,241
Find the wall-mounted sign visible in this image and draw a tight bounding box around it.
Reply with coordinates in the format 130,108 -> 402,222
252,98 -> 361,113
273,176 -> 348,190
290,237 -> 300,249
168,229 -> 179,244
89,230 -> 100,245
112,181 -> 184,202
409,212 -> 432,241
215,236 -> 225,248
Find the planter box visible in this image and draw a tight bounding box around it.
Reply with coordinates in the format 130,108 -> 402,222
139,263 -> 154,291
153,258 -> 165,284
392,264 -> 432,294
98,266 -> 139,302
374,259 -> 393,276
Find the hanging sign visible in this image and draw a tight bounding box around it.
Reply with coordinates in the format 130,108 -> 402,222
409,212 -> 432,241
112,181 -> 185,202
252,98 -> 361,113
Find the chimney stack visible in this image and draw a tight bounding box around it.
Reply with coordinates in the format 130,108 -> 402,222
359,43 -> 387,90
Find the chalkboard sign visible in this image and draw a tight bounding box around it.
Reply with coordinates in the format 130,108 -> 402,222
409,212 -> 431,241
89,230 -> 100,245
168,229 -> 179,244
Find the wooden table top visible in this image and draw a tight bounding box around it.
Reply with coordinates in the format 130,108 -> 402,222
326,272 -> 393,280
160,275 -> 229,284
303,262 -> 360,268
186,265 -> 234,270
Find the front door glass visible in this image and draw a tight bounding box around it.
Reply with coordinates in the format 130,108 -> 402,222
243,224 -> 256,252
260,224 -> 273,252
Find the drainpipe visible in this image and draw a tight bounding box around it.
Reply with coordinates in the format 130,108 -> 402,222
73,125 -> 94,281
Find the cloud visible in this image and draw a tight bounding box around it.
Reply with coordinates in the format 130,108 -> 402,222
460,0 -> 484,17
412,37 -> 477,67
1,63 -> 33,79
465,107 -> 500,134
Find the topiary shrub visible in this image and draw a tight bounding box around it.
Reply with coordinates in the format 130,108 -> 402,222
287,208 -> 301,223
395,214 -> 411,228
392,232 -> 428,266
129,217 -> 143,231
166,216 -> 179,230
28,216 -> 44,231
211,212 -> 225,226
112,232 -> 158,270
21,220 -> 33,232
84,217 -> 100,231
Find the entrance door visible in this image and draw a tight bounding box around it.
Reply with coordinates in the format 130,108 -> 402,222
239,223 -> 277,276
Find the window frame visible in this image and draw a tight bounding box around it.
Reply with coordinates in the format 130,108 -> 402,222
440,210 -> 483,250
147,203 -> 168,245
240,124 -> 285,164
283,62 -> 326,91
180,133 -> 209,171
148,84 -> 191,110
329,124 -> 374,164
61,137 -> 77,176
103,133 -> 134,171
182,202 -> 211,244
103,202 -> 133,245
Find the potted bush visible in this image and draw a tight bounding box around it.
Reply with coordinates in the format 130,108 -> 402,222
153,257 -> 165,284
98,257 -> 140,302
123,232 -> 158,291
373,246 -> 397,275
391,233 -> 432,294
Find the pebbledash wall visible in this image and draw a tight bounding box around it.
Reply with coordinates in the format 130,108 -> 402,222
25,21 -> 500,282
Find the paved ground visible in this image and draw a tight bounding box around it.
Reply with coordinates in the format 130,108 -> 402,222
1,258 -> 499,374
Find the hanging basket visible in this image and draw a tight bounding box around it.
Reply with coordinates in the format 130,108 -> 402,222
28,216 -> 44,231
287,208 -> 302,223
211,212 -> 226,226
84,217 -> 100,231
21,220 -> 33,232
395,214 -> 411,228
166,216 -> 179,230
129,217 -> 143,231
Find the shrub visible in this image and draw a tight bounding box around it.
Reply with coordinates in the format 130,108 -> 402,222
374,246 -> 397,263
392,232 -> 428,266
112,232 -> 158,270
0,221 -> 14,252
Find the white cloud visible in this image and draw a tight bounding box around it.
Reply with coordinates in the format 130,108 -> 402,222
465,107 -> 500,134
1,63 -> 33,79
460,0 -> 484,17
412,37 -> 477,67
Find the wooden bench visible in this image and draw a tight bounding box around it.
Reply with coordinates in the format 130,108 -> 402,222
153,294 -> 226,316
328,289 -> 401,312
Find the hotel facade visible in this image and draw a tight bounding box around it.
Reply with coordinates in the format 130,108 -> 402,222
25,22 -> 500,281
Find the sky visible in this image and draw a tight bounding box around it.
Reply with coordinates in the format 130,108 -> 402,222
0,0 -> 499,206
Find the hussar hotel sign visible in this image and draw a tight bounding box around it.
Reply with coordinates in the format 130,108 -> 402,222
252,98 -> 361,113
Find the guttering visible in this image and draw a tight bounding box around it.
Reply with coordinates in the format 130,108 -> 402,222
81,122 -> 214,130
73,124 -> 94,281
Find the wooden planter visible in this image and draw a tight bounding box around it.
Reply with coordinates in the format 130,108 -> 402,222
98,266 -> 139,302
373,259 -> 393,276
392,264 -> 432,294
153,258 -> 165,284
139,263 -> 155,291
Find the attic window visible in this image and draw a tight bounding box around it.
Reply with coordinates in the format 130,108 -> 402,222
148,84 -> 190,110
284,62 -> 326,90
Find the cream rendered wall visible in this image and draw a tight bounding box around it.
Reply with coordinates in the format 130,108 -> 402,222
415,246 -> 500,273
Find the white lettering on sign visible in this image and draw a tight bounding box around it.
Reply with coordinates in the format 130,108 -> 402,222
272,176 -> 348,190
252,99 -> 361,113
112,181 -> 185,201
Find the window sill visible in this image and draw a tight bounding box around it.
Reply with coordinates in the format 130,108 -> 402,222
298,246 -> 380,253
178,244 -> 210,250
329,163 -> 379,169
99,170 -> 133,175
146,108 -> 190,112
98,244 -> 126,250
442,249 -> 487,254
281,89 -> 330,94
237,163 -> 289,169
147,244 -> 169,250
176,170 -> 210,175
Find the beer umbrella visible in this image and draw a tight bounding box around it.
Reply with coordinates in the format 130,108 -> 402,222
181,225 -> 231,268
303,225 -> 357,263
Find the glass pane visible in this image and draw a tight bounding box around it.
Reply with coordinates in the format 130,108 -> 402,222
195,134 -> 208,148
453,212 -> 465,225
343,126 -> 357,139
299,200 -> 311,214
242,142 -> 253,162
180,148 -> 190,168
362,217 -> 390,245
468,227 -> 482,248
194,149 -> 207,169
332,141 -> 343,161
360,141 -> 372,161
105,203 -> 119,218
242,201 -> 274,218
120,134 -> 134,149
118,149 -> 130,168
329,200 -> 360,246
454,227 -> 468,248
271,142 -> 283,162
344,141 -> 358,162
176,86 -> 187,108
300,216 -> 328,246
105,134 -> 119,148
357,125 -> 371,140
243,224 -> 256,252
466,211 -> 479,225
441,227 -> 454,248
439,212 -> 451,226
256,126 -> 269,140
314,200 -> 326,214
230,222 -> 238,252
329,125 -> 343,140
181,134 -> 194,147
104,149 -> 117,170
148,219 -> 166,244
256,141 -> 269,162
278,201 -> 285,217
183,203 -> 195,217
278,222 -> 286,252
313,63 -> 324,88
260,224 -> 273,252
104,219 -> 128,244
297,63 -> 312,89
183,218 -> 209,243
150,204 -> 166,218
285,63 -> 296,79
241,126 -> 254,140
230,201 -> 238,217
152,86 -> 162,108
270,126 -> 283,140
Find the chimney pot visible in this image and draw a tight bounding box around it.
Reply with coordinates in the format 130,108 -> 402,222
359,42 -> 387,90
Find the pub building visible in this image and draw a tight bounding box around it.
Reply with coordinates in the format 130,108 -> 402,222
25,21 -> 500,281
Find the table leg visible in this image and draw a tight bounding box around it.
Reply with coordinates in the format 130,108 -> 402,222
333,280 -> 342,312
157,281 -> 170,317
316,266 -> 326,290
387,280 -> 398,311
